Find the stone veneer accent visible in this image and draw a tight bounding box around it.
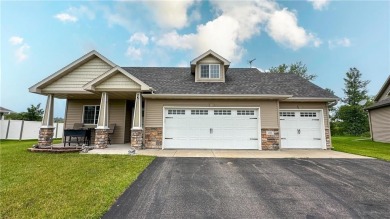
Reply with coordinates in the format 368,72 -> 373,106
38,127 -> 55,147
131,129 -> 143,149
325,128 -> 331,149
145,127 -> 163,149
261,129 -> 280,150
95,129 -> 109,149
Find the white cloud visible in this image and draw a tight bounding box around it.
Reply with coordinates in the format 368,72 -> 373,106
54,13 -> 78,22
308,0 -> 330,10
129,32 -> 149,45
54,5 -> 95,23
15,44 -> 30,62
266,8 -> 321,50
157,31 -> 195,50
145,0 -> 196,29
105,12 -> 132,31
9,36 -> 24,45
9,36 -> 30,62
125,46 -> 142,60
156,0 -> 321,61
68,5 -> 95,20
328,37 -> 351,49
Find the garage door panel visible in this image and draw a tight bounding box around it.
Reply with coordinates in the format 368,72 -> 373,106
164,108 -> 259,149
280,110 -> 323,149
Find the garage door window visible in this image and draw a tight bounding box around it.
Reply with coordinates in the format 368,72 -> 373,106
237,110 -> 255,115
214,110 -> 231,115
300,112 -> 317,117
280,112 -> 295,117
191,109 -> 208,115
168,109 -> 185,115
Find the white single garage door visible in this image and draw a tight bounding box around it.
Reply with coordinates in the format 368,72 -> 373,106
164,108 -> 259,149
280,110 -> 324,149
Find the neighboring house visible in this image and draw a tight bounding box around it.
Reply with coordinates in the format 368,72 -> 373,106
0,107 -> 13,120
29,50 -> 337,150
365,75 -> 390,143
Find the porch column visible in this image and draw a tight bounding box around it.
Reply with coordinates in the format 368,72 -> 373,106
95,92 -> 109,149
131,92 -> 143,149
38,94 -> 55,147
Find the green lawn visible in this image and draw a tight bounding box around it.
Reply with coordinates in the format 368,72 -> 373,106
0,140 -> 155,219
332,136 -> 390,161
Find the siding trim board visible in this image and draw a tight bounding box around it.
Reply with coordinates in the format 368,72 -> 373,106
144,99 -> 279,129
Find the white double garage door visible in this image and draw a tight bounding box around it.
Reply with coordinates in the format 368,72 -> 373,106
163,108 -> 325,149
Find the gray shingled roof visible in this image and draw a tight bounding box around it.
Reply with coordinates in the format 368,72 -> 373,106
123,67 -> 338,98
365,98 -> 390,110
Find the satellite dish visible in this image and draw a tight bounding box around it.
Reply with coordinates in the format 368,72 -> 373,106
358,99 -> 367,106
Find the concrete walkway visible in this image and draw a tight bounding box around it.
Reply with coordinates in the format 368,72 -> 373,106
86,144 -> 371,159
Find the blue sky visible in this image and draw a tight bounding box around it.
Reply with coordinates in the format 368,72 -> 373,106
1,0 -> 389,117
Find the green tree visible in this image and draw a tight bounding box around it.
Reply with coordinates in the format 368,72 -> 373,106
54,117 -> 64,123
4,112 -> 25,120
24,104 -> 44,121
336,105 -> 369,136
269,61 -> 317,81
342,67 -> 370,105
4,104 -> 44,121
335,68 -> 370,136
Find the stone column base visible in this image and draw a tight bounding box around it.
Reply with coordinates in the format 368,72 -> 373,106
261,129 -> 280,150
38,127 -> 55,147
131,129 -> 143,149
145,127 -> 162,149
95,129 -> 109,149
325,128 -> 331,149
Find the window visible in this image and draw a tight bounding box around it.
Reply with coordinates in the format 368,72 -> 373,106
191,109 -> 208,115
168,109 -> 185,115
83,105 -> 100,124
237,110 -> 255,115
214,110 -> 231,115
200,64 -> 220,79
300,112 -> 317,117
280,112 -> 295,117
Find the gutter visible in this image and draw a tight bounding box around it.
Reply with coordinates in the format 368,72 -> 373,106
142,94 -> 293,100
282,97 -> 340,102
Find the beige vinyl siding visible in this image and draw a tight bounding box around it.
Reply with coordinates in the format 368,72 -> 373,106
378,84 -> 390,101
42,58 -> 112,92
108,100 -> 127,144
279,102 -> 330,128
370,107 -> 390,143
144,99 -> 278,128
195,55 -> 225,82
65,99 -> 127,144
95,73 -> 141,90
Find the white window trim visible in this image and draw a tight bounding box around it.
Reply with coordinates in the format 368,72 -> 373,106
199,64 -> 220,79
82,105 -> 100,125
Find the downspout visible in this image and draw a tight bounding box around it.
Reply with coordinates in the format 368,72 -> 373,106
367,110 -> 373,141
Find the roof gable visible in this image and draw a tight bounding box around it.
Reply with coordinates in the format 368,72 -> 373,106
83,67 -> 151,91
29,50 -> 116,93
190,50 -> 230,65
375,75 -> 390,101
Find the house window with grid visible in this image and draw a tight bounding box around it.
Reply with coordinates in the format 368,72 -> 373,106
83,105 -> 100,124
200,64 -> 220,79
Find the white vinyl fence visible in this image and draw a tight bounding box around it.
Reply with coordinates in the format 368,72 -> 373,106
0,120 -> 64,140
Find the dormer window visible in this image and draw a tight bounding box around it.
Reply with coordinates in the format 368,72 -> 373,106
200,64 -> 220,79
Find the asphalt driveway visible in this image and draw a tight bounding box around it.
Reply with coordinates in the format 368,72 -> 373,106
103,158 -> 390,218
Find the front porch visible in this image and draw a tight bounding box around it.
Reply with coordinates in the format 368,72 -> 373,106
35,90 -> 145,150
